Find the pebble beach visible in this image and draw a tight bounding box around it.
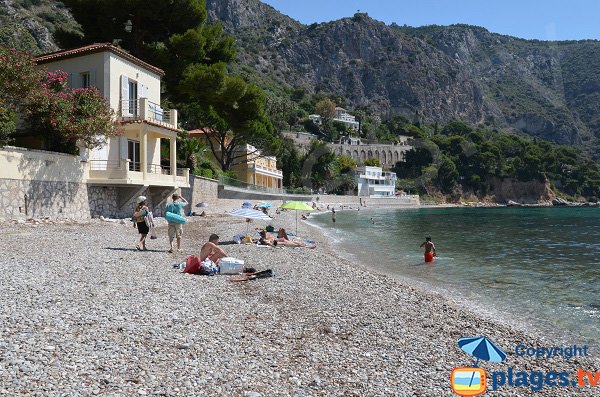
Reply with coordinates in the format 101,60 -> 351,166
0,200 -> 598,397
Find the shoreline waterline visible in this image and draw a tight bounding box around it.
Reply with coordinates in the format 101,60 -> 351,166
307,205 -> 600,346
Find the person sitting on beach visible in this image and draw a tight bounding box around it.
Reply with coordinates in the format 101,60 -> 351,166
258,230 -> 277,246
301,214 -> 308,220
420,236 -> 436,263
199,234 -> 228,264
274,228 -> 316,249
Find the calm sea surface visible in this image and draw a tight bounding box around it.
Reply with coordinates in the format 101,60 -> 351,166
311,207 -> 600,342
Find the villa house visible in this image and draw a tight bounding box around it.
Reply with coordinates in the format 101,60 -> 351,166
355,166 -> 397,197
230,144 -> 283,191
188,130 -> 283,192
333,107 -> 359,131
34,43 -> 189,211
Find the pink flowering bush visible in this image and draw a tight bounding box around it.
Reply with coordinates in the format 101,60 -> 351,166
0,45 -> 120,152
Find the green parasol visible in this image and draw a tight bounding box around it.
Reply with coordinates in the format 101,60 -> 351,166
280,201 -> 314,235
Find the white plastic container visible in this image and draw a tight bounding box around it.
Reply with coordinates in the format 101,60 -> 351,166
219,257 -> 245,274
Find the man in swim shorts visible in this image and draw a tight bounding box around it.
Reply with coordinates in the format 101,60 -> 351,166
420,236 -> 436,262
166,193 -> 188,253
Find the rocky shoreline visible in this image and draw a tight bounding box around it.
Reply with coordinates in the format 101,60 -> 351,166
0,201 -> 598,396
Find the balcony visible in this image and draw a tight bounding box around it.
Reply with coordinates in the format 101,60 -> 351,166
250,163 -> 283,178
119,98 -> 178,131
88,159 -> 189,187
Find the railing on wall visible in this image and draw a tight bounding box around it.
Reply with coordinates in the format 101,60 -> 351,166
218,175 -> 291,195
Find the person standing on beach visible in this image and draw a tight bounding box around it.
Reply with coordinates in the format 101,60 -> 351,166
133,196 -> 151,250
420,237 -> 436,262
166,193 -> 188,253
331,207 -> 336,223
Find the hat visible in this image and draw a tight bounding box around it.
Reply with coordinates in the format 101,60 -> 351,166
137,195 -> 147,203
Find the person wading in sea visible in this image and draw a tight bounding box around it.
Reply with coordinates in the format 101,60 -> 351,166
420,236 -> 436,263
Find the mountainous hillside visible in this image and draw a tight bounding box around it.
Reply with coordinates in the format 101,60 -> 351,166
206,0 -> 600,153
3,0 -> 600,154
0,0 -> 78,53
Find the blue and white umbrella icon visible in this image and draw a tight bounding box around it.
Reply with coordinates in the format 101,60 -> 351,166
458,336 -> 507,387
458,336 -> 507,365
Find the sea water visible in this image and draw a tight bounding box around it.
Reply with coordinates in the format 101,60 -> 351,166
311,207 -> 600,342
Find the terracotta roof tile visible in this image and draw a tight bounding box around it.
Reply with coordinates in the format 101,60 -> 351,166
35,43 -> 164,77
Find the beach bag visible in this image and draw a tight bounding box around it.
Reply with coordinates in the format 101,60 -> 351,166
183,256 -> 218,276
149,226 -> 157,240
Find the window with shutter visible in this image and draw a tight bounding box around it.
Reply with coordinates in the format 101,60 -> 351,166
80,72 -> 90,88
120,75 -> 130,116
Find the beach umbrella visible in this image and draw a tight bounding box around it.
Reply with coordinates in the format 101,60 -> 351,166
280,201 -> 314,236
242,201 -> 253,208
458,336 -> 507,386
228,208 -> 272,234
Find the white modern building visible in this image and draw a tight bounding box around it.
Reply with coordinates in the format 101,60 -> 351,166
334,107 -> 359,131
355,166 -> 397,197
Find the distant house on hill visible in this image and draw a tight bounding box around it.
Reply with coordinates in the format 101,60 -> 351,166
333,107 -> 359,131
308,114 -> 322,125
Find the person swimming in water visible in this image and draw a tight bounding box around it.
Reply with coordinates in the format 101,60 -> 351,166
420,236 -> 436,262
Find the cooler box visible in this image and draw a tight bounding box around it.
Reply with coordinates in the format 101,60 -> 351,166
219,257 -> 245,274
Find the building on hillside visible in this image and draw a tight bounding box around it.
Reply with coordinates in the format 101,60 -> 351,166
333,107 -> 359,131
328,136 -> 412,168
282,131 -> 318,154
355,166 -> 397,197
31,43 -> 189,210
308,114 -> 322,125
189,130 -> 283,192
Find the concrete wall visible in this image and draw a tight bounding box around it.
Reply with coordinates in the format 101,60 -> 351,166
181,176 -> 220,214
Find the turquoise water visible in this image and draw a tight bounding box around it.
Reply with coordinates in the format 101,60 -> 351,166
311,207 -> 600,342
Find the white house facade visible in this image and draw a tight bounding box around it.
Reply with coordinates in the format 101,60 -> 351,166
32,43 -> 189,214
355,166 -> 397,197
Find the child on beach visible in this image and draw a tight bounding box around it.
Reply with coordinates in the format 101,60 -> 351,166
420,236 -> 436,262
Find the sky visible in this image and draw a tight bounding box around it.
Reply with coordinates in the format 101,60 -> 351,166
260,0 -> 600,41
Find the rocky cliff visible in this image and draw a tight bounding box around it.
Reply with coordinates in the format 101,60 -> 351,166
4,0 -> 600,154
206,0 -> 600,153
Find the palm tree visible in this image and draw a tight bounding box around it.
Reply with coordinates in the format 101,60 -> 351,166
178,135 -> 208,172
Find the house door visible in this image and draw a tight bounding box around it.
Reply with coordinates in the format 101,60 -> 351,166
128,140 -> 140,171
128,81 -> 138,116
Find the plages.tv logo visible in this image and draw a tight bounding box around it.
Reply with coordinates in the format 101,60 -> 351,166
450,336 -> 507,396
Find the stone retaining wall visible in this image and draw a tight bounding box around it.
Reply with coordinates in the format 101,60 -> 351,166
0,178 -> 91,221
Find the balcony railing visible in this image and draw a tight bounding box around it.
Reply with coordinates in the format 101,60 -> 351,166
119,98 -> 178,130
251,163 -> 283,177
88,159 -> 189,186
